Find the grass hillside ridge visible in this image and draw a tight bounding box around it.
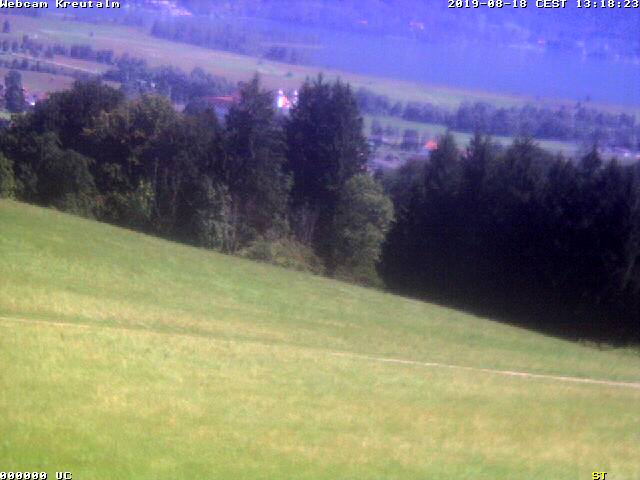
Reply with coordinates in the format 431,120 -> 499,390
1,199 -> 639,479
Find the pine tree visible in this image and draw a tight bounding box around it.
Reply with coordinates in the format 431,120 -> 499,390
286,75 -> 369,255
4,70 -> 25,113
224,75 -> 291,250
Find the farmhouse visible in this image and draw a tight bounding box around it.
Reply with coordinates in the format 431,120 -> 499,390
424,139 -> 438,151
276,89 -> 298,111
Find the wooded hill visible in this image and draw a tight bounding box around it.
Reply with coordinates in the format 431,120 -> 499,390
0,75 -> 638,342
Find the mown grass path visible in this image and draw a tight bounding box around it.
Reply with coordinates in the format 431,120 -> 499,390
3,314 -> 639,390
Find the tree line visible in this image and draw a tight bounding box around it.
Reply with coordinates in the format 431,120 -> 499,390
379,134 -> 640,342
2,31 -> 116,66
0,60 -> 234,115
102,57 -> 235,104
0,74 -> 638,343
0,75 -> 392,286
357,88 -> 640,151
150,18 -> 308,65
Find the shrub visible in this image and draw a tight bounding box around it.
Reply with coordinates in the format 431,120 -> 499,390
190,180 -> 233,252
98,181 -> 154,231
330,174 -> 394,285
239,238 -> 325,275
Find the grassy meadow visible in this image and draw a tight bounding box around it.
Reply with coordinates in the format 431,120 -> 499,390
1,200 -> 639,479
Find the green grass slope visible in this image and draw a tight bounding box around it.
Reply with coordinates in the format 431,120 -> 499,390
1,200 -> 639,479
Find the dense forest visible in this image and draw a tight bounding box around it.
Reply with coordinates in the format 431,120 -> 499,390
0,74 -> 390,285
0,73 -> 638,343
380,135 -> 640,342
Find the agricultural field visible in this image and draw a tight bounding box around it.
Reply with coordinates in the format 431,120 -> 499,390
1,200 -> 639,479
0,66 -> 75,93
6,52 -> 112,76
2,13 -> 639,117
364,114 -> 581,157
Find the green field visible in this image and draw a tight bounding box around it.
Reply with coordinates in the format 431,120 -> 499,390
364,114 -> 581,156
1,51 -> 112,76
0,66 -> 75,93
1,200 -> 639,479
2,13 -> 639,117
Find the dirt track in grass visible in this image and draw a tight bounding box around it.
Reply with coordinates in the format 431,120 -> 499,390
3,314 -> 639,390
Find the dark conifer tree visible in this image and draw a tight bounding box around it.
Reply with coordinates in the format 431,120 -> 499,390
286,75 -> 369,254
4,70 -> 25,113
224,75 -> 291,250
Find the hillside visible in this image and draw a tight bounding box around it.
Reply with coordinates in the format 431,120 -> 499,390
1,199 -> 639,479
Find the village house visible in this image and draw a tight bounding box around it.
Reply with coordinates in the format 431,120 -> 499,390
276,89 -> 298,112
